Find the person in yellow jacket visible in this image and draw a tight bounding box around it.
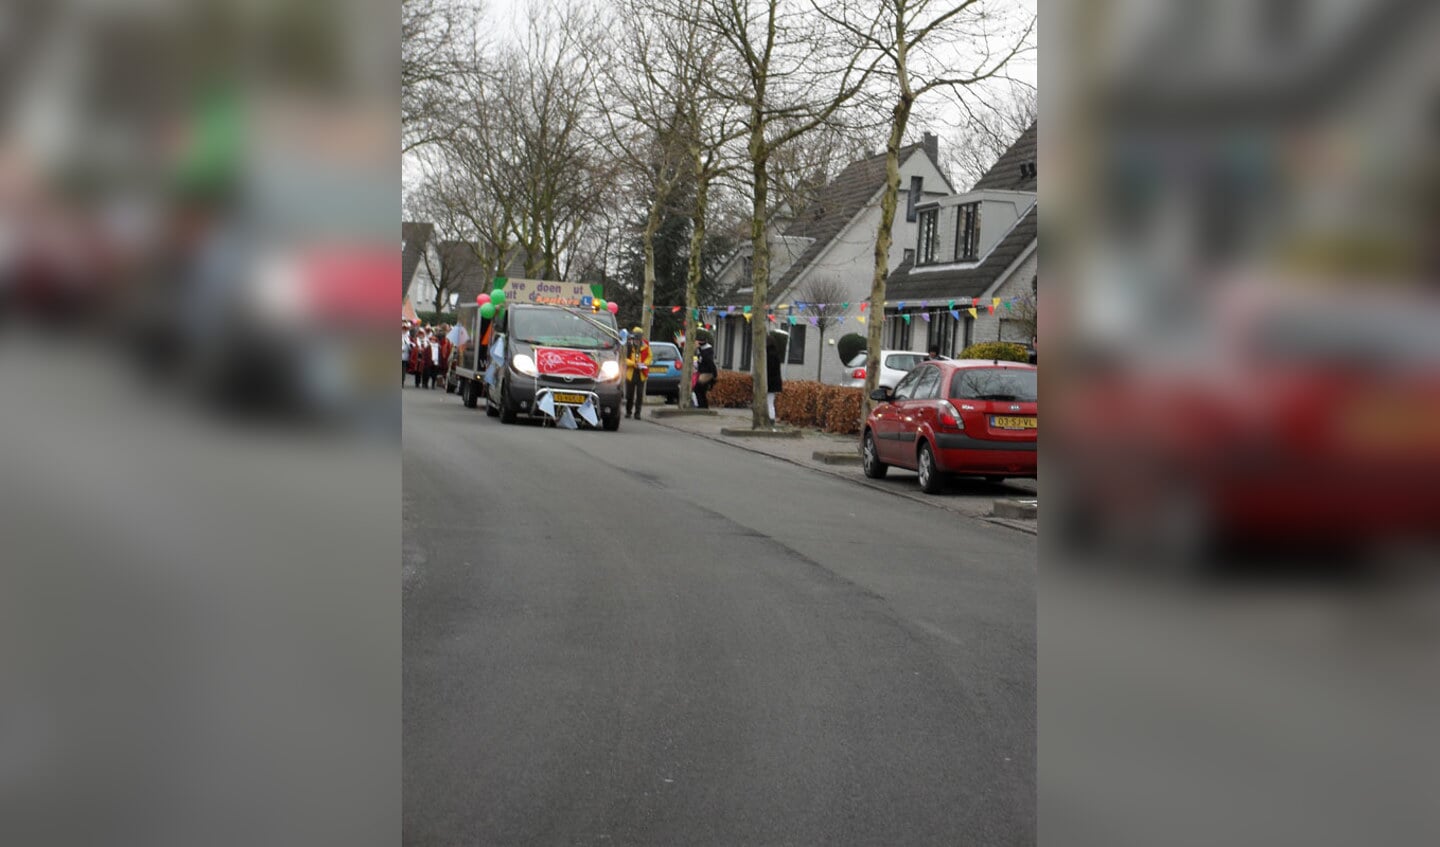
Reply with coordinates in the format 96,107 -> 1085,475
624,327 -> 652,419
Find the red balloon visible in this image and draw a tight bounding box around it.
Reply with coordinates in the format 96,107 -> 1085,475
607,301 -> 619,314
477,293 -> 491,305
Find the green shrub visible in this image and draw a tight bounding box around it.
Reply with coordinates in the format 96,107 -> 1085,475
958,341 -> 1029,363
837,333 -> 866,366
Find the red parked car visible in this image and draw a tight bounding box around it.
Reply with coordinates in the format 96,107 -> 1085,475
861,360 -> 1038,493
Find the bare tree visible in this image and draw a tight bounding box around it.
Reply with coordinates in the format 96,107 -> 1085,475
699,0 -> 879,428
943,84 -> 1037,191
793,276 -> 851,382
817,0 -> 1034,416
600,5 -> 699,339
402,0 -> 483,155
439,0 -> 614,281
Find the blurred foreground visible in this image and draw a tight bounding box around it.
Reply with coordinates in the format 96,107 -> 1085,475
0,2 -> 397,846
1044,0 -> 1440,844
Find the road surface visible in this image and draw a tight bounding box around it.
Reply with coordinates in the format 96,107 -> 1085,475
403,385 -> 1035,845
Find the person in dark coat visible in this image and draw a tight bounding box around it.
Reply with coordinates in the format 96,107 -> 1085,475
765,334 -> 785,424
693,336 -> 718,408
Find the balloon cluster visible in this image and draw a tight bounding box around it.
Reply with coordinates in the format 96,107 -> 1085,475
476,288 -> 507,319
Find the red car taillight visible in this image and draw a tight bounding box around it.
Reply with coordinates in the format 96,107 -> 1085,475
939,401 -> 964,430
852,367 -> 866,380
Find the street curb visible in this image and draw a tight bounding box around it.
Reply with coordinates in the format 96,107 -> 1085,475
992,499 -> 1038,520
720,427 -> 803,438
650,408 -> 718,418
813,451 -> 861,465
648,417 -> 1038,536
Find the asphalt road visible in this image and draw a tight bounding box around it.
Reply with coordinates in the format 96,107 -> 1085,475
403,385 -> 1035,846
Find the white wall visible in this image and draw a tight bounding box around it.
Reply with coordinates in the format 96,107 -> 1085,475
406,240 -> 441,312
777,149 -> 951,384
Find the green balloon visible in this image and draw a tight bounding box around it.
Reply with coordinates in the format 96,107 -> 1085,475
490,289 -> 506,305
480,303 -> 496,319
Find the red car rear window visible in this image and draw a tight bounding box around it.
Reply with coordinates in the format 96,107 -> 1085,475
950,368 -> 1038,402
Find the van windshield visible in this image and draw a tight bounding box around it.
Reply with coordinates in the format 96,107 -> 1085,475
510,308 -> 620,350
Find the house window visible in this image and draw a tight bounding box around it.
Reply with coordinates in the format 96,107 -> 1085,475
956,202 -> 980,261
917,209 -> 938,264
741,323 -> 753,370
722,319 -> 735,369
890,313 -> 913,349
928,311 -> 958,357
903,248 -> 914,264
787,324 -> 806,365
906,176 -> 923,222
741,256 -> 753,283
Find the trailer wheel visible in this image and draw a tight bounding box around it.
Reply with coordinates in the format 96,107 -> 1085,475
462,379 -> 478,408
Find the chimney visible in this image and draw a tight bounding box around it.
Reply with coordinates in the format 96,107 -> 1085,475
922,132 -> 938,162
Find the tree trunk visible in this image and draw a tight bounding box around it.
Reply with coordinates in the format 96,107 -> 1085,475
749,129 -> 770,429
864,103 -> 911,418
816,326 -> 824,383
680,162 -> 710,408
641,192 -> 662,339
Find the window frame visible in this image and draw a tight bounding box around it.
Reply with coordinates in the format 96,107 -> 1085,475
891,367 -> 924,401
787,324 -> 806,364
906,175 -> 924,222
917,208 -> 938,265
912,365 -> 942,400
956,202 -> 980,261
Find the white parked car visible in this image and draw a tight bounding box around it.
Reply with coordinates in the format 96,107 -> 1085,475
841,350 -> 932,389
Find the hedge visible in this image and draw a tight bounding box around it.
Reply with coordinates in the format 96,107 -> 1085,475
773,379 -> 864,434
712,372 -> 865,433
709,370 -> 753,408
415,310 -> 459,327
958,341 -> 1029,363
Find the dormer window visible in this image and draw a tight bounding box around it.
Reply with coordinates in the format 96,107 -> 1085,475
956,202 -> 980,261
917,208 -> 938,264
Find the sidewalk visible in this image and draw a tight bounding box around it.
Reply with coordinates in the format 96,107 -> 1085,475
641,404 -> 1038,535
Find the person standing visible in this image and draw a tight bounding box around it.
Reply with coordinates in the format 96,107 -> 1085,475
765,334 -> 785,425
410,329 -> 428,388
624,327 -> 651,419
425,329 -> 441,388
437,324 -> 453,389
402,322 -> 414,385
693,335 -> 718,408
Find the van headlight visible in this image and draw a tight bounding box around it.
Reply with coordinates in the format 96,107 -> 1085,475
599,360 -> 621,381
511,354 -> 538,376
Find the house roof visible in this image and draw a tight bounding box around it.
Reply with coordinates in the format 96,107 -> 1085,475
971,121 -> 1037,192
444,242 -> 531,306
401,221 -> 434,295
766,142 -> 950,302
438,241 -> 491,305
886,204 -> 1037,301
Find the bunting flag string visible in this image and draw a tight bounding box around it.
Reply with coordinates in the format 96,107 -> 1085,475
968,307 -> 978,319
628,294 -> 1031,317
